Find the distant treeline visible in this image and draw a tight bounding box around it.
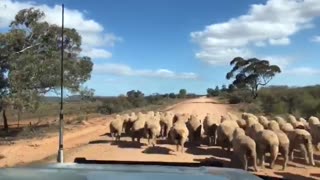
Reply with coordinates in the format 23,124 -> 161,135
97,89 -> 200,114
214,85 -> 320,117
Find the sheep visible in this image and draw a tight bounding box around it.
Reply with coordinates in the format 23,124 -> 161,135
246,123 -> 264,139
292,121 -> 305,129
280,123 -> 294,134
173,113 -> 189,124
236,119 -> 247,130
131,116 -> 147,143
160,112 -> 174,139
109,115 -> 125,141
258,116 -> 269,129
298,117 -> 309,129
186,114 -> 202,145
275,116 -> 286,125
255,130 -> 280,169
309,116 -> 320,126
273,130 -> 290,170
144,119 -> 161,147
247,123 -> 279,169
242,113 -> 259,129
309,121 -> 320,150
169,121 -> 189,153
268,120 -> 280,131
287,129 -> 315,166
203,113 -> 220,145
217,120 -> 239,151
231,127 -> 258,172
287,114 -> 297,125
123,112 -> 137,135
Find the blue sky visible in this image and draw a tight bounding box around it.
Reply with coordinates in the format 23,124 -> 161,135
1,0 -> 320,96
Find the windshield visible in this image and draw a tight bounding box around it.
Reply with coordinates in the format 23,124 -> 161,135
0,0 -> 320,179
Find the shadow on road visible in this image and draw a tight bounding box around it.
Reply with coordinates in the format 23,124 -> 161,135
142,146 -> 173,155
186,146 -> 231,159
89,140 -> 112,144
112,140 -> 145,149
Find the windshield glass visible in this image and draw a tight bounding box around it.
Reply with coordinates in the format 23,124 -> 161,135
0,0 -> 319,179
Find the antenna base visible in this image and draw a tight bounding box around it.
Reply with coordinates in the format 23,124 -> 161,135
57,149 -> 64,163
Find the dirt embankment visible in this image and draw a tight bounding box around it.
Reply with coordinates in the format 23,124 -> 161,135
0,97 -> 319,180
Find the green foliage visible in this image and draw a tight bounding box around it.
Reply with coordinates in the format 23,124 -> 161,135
207,86 -> 220,97
0,8 -> 93,130
226,57 -> 281,98
178,89 -> 187,98
98,90 -> 192,115
250,86 -> 320,117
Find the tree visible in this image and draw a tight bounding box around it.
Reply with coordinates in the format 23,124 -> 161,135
0,8 -> 93,131
221,85 -> 227,92
178,89 -> 187,98
79,87 -> 95,121
126,90 -> 145,107
207,88 -> 214,97
226,57 -> 281,99
169,93 -> 176,99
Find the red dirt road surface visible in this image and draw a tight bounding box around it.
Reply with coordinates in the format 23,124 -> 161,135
0,97 -> 319,180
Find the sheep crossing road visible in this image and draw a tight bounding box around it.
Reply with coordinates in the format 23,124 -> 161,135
54,97 -> 319,180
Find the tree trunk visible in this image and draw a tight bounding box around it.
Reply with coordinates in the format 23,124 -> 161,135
3,110 -> 8,132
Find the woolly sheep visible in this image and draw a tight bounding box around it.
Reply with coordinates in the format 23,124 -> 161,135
186,114 -> 202,145
255,130 -> 279,169
144,120 -> 161,147
160,112 -> 174,139
109,115 -> 124,141
246,123 -> 264,139
287,129 -> 315,166
273,130 -> 290,170
258,116 -> 269,129
280,123 -> 294,134
169,121 -> 189,153
203,113 -> 220,145
268,120 -> 280,131
236,119 -> 247,130
287,114 -> 297,124
217,120 -> 239,151
131,116 -> 147,143
309,116 -> 320,125
232,127 -> 258,172
275,116 -> 286,125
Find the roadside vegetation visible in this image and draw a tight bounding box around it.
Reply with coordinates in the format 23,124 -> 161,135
206,57 -> 320,118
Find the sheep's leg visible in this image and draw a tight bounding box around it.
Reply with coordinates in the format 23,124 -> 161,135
289,144 -> 295,161
243,153 -> 248,171
252,153 -> 258,172
298,143 -> 309,164
306,143 -> 315,166
281,146 -> 289,171
270,145 -> 278,169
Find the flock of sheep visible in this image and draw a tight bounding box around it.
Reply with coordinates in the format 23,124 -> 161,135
109,111 -> 320,172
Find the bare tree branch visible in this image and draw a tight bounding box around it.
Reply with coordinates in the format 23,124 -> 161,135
14,43 -> 40,54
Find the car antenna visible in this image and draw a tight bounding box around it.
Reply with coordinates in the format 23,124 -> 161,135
57,3 -> 65,163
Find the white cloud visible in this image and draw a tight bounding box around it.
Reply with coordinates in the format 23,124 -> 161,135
0,0 -> 120,59
262,56 -> 291,70
268,37 -> 290,45
311,35 -> 320,42
191,0 -> 320,65
93,63 -> 199,80
285,67 -> 320,76
81,48 -> 112,59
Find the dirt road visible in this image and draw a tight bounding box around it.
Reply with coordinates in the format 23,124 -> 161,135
1,97 -> 319,179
